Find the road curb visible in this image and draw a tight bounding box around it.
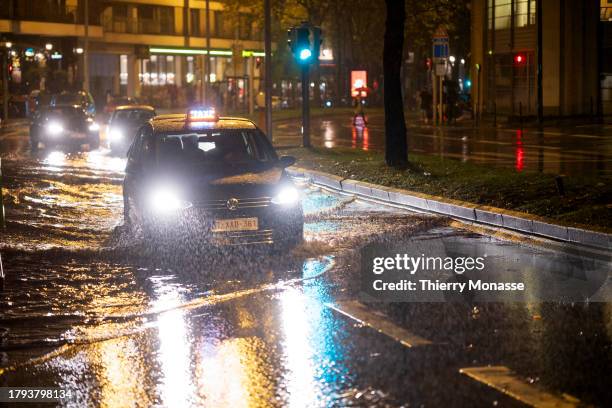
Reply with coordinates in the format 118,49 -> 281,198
288,166 -> 611,251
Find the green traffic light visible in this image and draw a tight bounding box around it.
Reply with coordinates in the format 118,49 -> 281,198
299,49 -> 312,60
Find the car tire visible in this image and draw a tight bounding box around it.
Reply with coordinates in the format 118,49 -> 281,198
125,196 -> 143,232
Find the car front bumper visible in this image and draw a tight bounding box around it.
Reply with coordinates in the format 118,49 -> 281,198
142,204 -> 303,247
38,130 -> 97,144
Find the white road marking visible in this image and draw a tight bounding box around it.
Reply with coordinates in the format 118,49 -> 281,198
459,366 -> 581,408
326,300 -> 432,347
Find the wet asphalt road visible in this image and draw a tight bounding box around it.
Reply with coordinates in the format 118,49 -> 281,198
273,113 -> 612,176
0,122 -> 611,407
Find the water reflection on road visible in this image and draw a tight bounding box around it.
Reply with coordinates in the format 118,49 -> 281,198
274,113 -> 612,176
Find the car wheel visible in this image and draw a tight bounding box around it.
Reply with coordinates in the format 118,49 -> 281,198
125,196 -> 143,232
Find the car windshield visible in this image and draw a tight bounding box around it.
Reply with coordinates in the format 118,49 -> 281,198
44,107 -> 83,119
53,94 -> 83,105
113,109 -> 154,123
154,130 -> 276,167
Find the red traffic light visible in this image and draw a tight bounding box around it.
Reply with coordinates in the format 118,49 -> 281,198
514,54 -> 526,65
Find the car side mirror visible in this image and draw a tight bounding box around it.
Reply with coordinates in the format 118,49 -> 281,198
278,156 -> 296,167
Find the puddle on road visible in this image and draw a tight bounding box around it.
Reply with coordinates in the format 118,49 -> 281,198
1,150 -> 124,250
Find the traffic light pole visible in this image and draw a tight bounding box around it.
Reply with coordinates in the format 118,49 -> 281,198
264,0 -> 273,142
301,65 -> 310,147
83,0 -> 89,92
536,0 -> 543,124
288,22 -> 320,147
2,49 -> 8,122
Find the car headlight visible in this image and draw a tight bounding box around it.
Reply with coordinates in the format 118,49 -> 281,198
46,122 -> 64,135
88,122 -> 100,132
271,186 -> 299,206
109,128 -> 123,141
149,188 -> 192,214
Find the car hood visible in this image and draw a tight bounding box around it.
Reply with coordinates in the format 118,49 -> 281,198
148,164 -> 289,200
208,167 -> 283,186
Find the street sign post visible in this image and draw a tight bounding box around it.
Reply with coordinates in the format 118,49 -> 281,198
0,157 -> 4,229
0,157 -> 5,288
432,27 -> 449,126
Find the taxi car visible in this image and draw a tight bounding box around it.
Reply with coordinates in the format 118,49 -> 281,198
122,108 -> 303,248
29,105 -> 100,151
107,105 -> 156,155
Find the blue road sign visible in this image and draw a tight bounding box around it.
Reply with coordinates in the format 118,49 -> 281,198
433,43 -> 449,58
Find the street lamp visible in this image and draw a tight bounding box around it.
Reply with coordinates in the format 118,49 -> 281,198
449,55 -> 456,63
460,58 -> 465,65
45,43 -> 53,51
75,47 -> 84,54
4,42 -> 12,48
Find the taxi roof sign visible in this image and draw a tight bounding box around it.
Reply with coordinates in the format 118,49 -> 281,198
188,107 -> 219,122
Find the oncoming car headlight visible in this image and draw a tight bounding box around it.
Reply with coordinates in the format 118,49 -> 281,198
46,121 -> 64,135
109,128 -> 123,141
272,186 -> 299,206
149,187 -> 192,214
88,122 -> 100,132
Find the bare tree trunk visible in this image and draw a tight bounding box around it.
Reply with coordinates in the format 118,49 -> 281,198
383,0 -> 407,166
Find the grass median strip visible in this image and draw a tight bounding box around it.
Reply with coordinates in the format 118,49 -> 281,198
279,147 -> 611,232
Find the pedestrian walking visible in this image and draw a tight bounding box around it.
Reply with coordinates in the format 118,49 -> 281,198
420,89 -> 432,124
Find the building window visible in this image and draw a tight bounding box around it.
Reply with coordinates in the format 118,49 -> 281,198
191,9 -> 201,36
158,7 -> 175,34
602,1 -> 612,21
137,5 -> 174,35
494,0 -> 512,29
120,55 -> 128,85
140,55 -> 176,86
215,11 -> 234,38
114,3 -> 128,19
166,56 -> 175,84
239,15 -> 253,40
138,5 -> 153,20
489,0 -> 536,30
515,0 -> 536,27
186,56 -> 195,84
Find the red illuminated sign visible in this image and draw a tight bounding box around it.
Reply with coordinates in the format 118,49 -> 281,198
350,70 -> 367,98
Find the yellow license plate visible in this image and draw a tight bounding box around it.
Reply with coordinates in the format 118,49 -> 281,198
212,217 -> 258,232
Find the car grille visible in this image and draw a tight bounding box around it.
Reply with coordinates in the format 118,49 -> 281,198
194,197 -> 272,210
